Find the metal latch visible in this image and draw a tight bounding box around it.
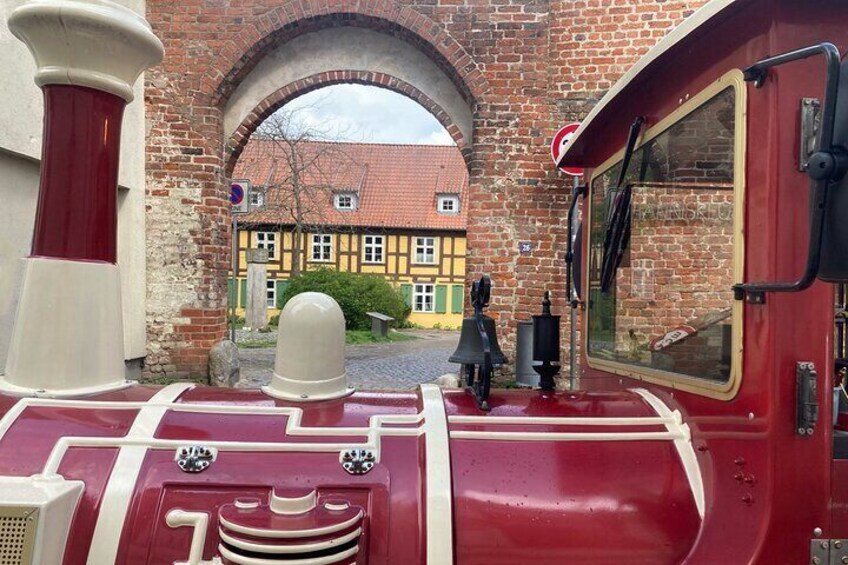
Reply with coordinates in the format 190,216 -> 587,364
797,362 -> 819,436
811,539 -> 848,564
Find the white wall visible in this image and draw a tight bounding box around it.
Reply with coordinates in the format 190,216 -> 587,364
0,0 -> 149,372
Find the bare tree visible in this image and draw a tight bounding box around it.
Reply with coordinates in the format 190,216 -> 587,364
239,103 -> 364,276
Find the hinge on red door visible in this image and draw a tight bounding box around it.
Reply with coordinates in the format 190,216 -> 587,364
797,362 -> 819,437
810,539 -> 848,564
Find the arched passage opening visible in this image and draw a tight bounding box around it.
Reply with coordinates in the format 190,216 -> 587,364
224,69 -> 471,178
230,83 -> 470,344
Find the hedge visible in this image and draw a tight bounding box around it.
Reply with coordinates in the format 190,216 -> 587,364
278,269 -> 410,330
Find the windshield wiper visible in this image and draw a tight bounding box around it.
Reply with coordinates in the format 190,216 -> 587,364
600,116 -> 645,293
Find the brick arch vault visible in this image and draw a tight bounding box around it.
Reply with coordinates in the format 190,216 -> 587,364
143,0 -> 701,379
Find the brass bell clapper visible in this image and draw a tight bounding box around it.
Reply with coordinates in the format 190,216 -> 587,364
532,291 -> 561,391
449,276 -> 507,410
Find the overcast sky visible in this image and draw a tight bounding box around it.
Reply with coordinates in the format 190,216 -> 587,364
272,84 -> 455,145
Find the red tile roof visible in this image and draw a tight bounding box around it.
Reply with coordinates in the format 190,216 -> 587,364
234,139 -> 468,231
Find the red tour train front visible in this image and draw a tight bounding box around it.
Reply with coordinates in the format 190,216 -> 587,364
3,0 -> 848,563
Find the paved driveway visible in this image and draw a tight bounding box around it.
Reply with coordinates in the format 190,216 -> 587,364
236,330 -> 461,390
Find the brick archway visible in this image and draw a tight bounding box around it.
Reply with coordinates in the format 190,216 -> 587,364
144,1 -> 488,378
225,70 -> 470,178
201,1 -> 489,109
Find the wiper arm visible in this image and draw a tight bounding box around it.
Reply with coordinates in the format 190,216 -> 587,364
600,184 -> 634,293
600,116 -> 645,293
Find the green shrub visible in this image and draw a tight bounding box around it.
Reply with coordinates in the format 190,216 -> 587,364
278,269 -> 410,330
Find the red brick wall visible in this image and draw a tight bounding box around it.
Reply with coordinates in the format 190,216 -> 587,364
143,0 -> 707,382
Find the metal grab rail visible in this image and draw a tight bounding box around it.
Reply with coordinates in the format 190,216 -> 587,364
733,43 -> 848,303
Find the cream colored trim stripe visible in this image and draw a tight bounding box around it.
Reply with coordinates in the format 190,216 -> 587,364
449,430 -> 684,441
632,388 -> 705,518
449,415 -> 670,426
86,383 -> 194,565
419,384 -> 453,565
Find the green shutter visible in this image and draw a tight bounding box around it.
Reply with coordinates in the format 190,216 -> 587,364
275,280 -> 289,309
400,284 -> 413,307
228,279 -> 236,306
451,284 -> 464,314
239,279 -> 247,308
435,285 -> 447,313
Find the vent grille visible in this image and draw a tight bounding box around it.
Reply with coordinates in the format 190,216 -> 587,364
0,507 -> 37,565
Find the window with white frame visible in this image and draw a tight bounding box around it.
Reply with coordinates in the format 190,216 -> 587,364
414,237 -> 437,264
363,235 -> 384,263
437,195 -> 460,214
334,193 -> 357,211
266,280 -> 276,308
255,231 -> 277,259
311,234 -> 333,262
250,189 -> 265,207
413,283 -> 435,312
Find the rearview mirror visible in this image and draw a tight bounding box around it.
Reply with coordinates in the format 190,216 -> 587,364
818,60 -> 848,282
572,222 -> 583,302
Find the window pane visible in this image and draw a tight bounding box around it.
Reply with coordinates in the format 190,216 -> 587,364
587,87 -> 736,383
266,280 -> 276,308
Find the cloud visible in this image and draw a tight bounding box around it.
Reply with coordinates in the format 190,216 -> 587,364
271,84 -> 456,146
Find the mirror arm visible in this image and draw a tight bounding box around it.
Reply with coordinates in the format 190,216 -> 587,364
734,43 -> 848,303
566,183 -> 587,309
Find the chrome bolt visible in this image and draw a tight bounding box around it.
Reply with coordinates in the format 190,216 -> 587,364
814,527 -> 823,536
841,557 -> 848,564
822,541 -> 830,550
835,540 -> 843,549
813,557 -> 821,564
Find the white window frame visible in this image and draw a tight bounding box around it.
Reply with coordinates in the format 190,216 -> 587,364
266,280 -> 276,308
250,189 -> 265,207
413,283 -> 435,313
363,235 -> 385,264
437,195 -> 459,214
334,193 -> 357,211
311,233 -> 333,262
414,236 -> 438,265
255,231 -> 277,259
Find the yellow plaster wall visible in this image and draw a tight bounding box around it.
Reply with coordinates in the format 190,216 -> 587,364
231,229 -> 467,328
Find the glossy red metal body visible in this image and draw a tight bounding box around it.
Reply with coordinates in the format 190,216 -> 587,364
4,0 -> 848,563
0,386 -> 702,564
564,1 -> 848,562
33,85 -> 124,263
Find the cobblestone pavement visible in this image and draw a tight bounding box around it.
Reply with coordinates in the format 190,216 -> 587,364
236,330 -> 462,390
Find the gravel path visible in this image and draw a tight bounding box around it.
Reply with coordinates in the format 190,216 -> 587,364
236,330 -> 462,390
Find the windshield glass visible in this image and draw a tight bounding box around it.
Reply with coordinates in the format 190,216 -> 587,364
587,86 -> 736,383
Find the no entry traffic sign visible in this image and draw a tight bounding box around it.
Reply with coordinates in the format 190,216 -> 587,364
551,123 -> 583,177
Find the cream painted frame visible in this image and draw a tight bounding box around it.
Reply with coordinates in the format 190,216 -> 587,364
584,69 -> 747,400
412,236 -> 440,265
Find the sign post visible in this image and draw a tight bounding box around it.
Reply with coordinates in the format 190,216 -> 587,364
230,180 -> 251,342
551,123 -> 583,389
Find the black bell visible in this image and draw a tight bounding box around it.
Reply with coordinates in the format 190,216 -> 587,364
449,315 -> 508,366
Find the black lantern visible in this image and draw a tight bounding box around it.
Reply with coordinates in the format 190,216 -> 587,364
532,291 -> 561,391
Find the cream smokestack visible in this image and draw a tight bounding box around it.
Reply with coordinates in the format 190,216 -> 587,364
2,0 -> 163,396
